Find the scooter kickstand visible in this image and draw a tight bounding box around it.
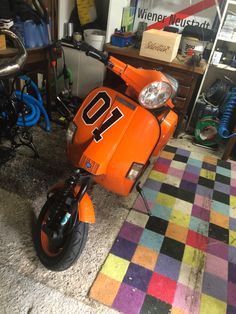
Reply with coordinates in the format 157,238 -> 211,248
136,182 -> 152,216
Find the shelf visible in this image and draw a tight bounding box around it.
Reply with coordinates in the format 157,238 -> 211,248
210,63 -> 236,71
228,0 -> 236,5
217,36 -> 236,43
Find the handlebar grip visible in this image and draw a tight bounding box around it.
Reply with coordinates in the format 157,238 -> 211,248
74,41 -> 108,65
0,29 -> 27,78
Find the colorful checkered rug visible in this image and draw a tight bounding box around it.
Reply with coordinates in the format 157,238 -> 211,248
89,145 -> 236,314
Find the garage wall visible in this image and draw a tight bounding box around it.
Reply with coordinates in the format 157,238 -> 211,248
58,0 -> 75,39
106,0 -> 131,42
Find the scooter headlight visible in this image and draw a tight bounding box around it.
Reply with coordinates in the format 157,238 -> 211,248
66,122 -> 77,144
139,81 -> 172,109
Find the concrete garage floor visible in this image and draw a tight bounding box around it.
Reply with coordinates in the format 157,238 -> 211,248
0,124 -> 224,313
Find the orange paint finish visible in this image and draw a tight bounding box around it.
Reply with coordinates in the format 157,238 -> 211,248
67,56 -> 177,197
109,56 -> 173,97
67,87 -> 118,167
153,109 -> 178,157
74,185 -> 95,223
68,87 -> 160,196
93,103 -> 160,195
41,231 -> 59,257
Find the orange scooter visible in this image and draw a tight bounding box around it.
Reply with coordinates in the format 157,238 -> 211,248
33,41 -> 178,271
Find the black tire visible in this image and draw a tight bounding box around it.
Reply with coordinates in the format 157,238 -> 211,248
33,192 -> 88,271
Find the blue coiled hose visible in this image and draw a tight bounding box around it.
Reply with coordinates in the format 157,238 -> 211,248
14,92 -> 41,126
14,75 -> 51,132
218,87 -> 236,139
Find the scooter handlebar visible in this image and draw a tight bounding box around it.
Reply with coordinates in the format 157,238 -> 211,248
0,29 -> 27,78
74,41 -> 108,65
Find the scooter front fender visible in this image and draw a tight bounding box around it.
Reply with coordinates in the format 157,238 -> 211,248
74,185 -> 95,224
47,183 -> 95,224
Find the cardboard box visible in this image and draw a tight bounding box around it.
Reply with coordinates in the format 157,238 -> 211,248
140,29 -> 182,62
0,35 -> 6,50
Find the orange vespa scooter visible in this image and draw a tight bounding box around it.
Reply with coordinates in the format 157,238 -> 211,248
34,41 -> 178,271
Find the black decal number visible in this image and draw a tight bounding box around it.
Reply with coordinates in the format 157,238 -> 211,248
82,92 -> 124,142
82,92 -> 110,124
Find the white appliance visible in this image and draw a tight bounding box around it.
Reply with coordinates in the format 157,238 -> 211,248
57,1 -> 106,98
59,43 -> 105,98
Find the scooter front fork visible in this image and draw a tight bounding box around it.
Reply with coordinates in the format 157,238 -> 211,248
60,169 -> 91,224
47,169 -> 91,227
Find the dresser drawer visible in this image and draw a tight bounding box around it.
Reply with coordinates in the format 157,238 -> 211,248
177,85 -> 190,98
173,96 -> 187,110
164,69 -> 194,86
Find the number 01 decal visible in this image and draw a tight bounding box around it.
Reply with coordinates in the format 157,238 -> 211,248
82,91 -> 124,142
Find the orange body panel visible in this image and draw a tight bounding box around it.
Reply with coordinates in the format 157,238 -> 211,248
67,56 -> 178,197
68,87 -> 160,196
153,108 -> 178,156
109,56 -> 172,97
67,88 -> 118,165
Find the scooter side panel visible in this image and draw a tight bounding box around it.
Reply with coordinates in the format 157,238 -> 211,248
68,86 -> 160,196
80,95 -> 160,196
93,105 -> 160,195
153,109 -> 178,156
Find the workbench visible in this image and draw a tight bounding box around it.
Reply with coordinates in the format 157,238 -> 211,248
104,44 -> 206,137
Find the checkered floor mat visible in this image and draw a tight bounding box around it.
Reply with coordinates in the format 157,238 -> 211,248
89,145 -> 236,314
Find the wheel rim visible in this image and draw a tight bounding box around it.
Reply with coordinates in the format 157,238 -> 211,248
40,201 -> 66,257
41,230 -> 60,257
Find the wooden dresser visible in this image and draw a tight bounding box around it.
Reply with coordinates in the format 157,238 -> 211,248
104,44 -> 206,137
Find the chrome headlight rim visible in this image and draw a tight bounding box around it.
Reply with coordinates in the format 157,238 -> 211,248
163,73 -> 179,99
138,81 -> 172,109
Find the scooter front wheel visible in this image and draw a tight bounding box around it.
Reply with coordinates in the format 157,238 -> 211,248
33,192 -> 88,271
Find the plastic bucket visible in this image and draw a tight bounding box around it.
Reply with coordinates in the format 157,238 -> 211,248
84,29 -> 106,51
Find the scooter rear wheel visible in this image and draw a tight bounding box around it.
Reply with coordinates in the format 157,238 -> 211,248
33,192 -> 88,271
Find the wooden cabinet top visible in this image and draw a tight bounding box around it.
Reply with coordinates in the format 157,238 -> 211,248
104,44 -> 206,76
0,47 -> 48,64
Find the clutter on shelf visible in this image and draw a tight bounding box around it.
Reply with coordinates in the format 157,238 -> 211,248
192,78 -> 236,148
219,13 -> 236,41
0,0 -> 51,49
139,29 -> 182,62
111,28 -> 134,48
